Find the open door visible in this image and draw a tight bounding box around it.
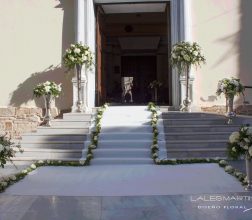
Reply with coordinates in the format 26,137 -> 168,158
96,6 -> 106,106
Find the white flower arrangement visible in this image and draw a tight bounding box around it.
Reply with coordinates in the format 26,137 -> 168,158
0,135 -> 22,168
170,41 -> 205,73
149,80 -> 162,89
227,126 -> 252,159
63,43 -> 93,69
33,81 -> 62,98
216,78 -> 244,97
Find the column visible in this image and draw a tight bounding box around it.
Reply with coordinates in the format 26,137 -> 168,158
170,0 -> 181,109
179,0 -> 195,108
72,0 -> 88,112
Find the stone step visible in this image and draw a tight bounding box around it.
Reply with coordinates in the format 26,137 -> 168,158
36,127 -> 90,134
12,157 -> 80,162
92,149 -> 150,158
51,119 -> 91,127
101,120 -> 154,126
162,118 -> 227,125
162,112 -> 225,119
16,149 -> 82,160
167,148 -> 227,159
63,113 -> 92,121
166,140 -> 227,148
22,134 -> 87,142
20,141 -> 84,150
91,157 -> 153,165
98,133 -> 153,140
164,125 -> 239,132
97,140 -> 156,148
101,125 -> 152,133
165,132 -> 231,140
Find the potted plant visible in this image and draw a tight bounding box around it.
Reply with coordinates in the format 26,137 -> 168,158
228,126 -> 252,191
149,80 -> 162,104
171,41 -> 206,111
63,43 -> 93,112
216,78 -> 244,123
33,81 -> 62,126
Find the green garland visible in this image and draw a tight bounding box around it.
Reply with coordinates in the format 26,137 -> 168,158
146,103 -> 247,186
0,160 -> 85,193
148,102 -> 160,164
83,104 -> 108,165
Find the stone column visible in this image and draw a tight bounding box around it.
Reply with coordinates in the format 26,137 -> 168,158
72,0 -> 88,112
179,0 -> 195,109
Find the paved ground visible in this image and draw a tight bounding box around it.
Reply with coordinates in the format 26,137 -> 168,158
1,193 -> 252,220
1,163 -> 251,219
3,164 -> 244,196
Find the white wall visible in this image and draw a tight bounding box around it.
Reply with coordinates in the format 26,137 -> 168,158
0,0 -> 75,110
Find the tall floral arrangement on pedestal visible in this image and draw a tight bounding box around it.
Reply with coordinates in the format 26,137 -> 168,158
63,43 -> 93,112
228,126 -> 252,191
33,81 -> 62,126
216,78 -> 244,123
170,41 -> 206,111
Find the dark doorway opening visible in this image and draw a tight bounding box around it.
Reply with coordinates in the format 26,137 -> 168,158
95,2 -> 171,106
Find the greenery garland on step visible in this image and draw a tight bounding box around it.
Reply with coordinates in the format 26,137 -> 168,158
148,102 -> 160,164
83,104 -> 108,166
0,160 -> 85,193
146,103 -> 248,186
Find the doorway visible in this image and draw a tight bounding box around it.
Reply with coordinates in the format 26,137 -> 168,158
95,2 -> 171,105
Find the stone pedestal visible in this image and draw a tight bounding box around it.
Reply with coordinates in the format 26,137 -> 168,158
179,75 -> 195,109
71,76 -> 88,113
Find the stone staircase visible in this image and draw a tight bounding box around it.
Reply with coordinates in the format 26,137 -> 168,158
162,112 -> 240,158
85,106 -> 154,165
15,113 -> 92,161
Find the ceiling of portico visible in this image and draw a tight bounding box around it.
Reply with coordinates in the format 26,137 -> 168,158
102,3 -> 167,14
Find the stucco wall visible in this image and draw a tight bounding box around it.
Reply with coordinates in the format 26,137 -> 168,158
0,0 -> 75,111
191,0 -> 252,108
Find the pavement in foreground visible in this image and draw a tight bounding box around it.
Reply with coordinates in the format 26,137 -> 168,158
1,164 -> 252,220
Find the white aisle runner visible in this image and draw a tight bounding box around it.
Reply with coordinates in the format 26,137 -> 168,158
89,106 -> 157,165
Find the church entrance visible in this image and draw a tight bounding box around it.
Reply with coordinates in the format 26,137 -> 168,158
96,2 -> 171,106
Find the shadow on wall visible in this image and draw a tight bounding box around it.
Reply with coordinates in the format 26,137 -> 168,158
9,0 -> 75,111
239,0 -> 252,96
9,65 -> 74,110
213,0 -> 252,104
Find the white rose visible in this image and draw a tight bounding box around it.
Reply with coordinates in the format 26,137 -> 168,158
0,144 -> 4,152
79,159 -> 85,165
10,175 -> 16,181
243,145 -> 249,150
44,86 -> 50,93
69,56 -> 75,61
229,132 -> 239,143
74,48 -> 81,54
172,53 -> 177,59
249,147 -> 252,156
5,146 -> 10,151
30,164 -> 36,169
244,138 -> 250,143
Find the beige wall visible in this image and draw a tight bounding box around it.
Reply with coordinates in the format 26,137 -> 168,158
0,0 -> 75,110
191,0 -> 252,108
